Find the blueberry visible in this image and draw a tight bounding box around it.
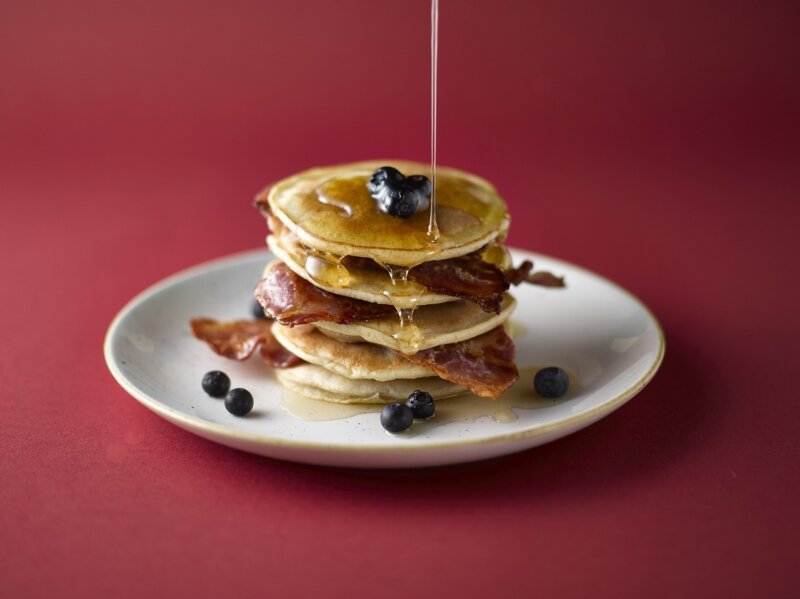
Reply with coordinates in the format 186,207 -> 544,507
405,175 -> 431,211
406,390 -> 435,419
406,174 -> 432,197
202,370 -> 230,398
380,402 -> 414,433
251,298 -> 268,319
534,367 -> 570,399
367,167 -> 431,219
225,388 -> 254,416
368,166 -> 404,194
385,187 -> 419,218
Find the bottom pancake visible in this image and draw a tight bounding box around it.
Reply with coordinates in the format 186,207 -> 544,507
276,364 -> 465,404
272,323 -> 434,381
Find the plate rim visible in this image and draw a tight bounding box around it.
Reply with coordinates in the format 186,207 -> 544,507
104,248 -> 665,454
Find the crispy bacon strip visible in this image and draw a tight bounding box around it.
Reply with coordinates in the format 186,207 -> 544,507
505,260 -> 532,285
506,260 -> 565,288
190,318 -> 301,367
402,326 -> 519,400
527,271 -> 566,287
254,262 -> 394,326
346,252 -> 564,312
343,252 -> 508,314
254,187 -> 271,217
407,256 -> 509,314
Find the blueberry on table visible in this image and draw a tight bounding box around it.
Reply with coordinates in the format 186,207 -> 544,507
534,367 -> 570,399
251,298 -> 268,319
380,403 -> 414,433
202,370 -> 230,398
406,390 -> 435,419
225,388 -> 254,416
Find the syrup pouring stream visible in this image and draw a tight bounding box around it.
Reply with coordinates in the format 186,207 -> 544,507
428,0 -> 440,242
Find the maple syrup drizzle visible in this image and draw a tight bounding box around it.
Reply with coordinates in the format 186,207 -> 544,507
364,0 -> 441,352
301,244 -> 351,289
317,188 -> 354,217
376,262 -> 426,354
428,0 -> 440,243
482,241 -> 511,268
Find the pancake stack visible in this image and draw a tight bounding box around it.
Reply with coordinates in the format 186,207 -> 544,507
251,160 -> 522,404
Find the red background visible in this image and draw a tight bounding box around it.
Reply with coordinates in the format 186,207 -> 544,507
1,1 -> 798,597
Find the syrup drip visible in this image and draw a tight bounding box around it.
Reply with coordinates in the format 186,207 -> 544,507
377,262 -> 427,354
393,306 -> 424,354
482,242 -> 511,268
303,249 -> 351,288
428,0 -> 440,243
317,189 -> 354,217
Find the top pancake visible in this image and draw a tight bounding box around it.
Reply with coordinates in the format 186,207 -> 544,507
258,160 -> 510,267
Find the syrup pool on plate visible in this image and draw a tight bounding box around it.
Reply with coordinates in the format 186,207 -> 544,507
279,366 -> 579,424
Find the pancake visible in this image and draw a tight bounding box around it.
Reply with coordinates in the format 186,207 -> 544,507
267,233 -> 454,308
314,294 -> 516,354
272,324 -> 434,381
276,363 -> 465,404
257,159 -> 510,267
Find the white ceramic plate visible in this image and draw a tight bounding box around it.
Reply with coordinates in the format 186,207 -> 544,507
104,249 -> 664,468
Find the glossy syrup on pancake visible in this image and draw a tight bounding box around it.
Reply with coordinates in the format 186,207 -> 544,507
265,161 -> 509,263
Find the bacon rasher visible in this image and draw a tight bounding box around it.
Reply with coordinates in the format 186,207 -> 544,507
403,325 -> 519,400
190,318 -> 301,368
345,252 -> 563,314
407,256 -> 509,314
254,262 -> 394,326
252,266 -> 518,398
506,260 -> 565,288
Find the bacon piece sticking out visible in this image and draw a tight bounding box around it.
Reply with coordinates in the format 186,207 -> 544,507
402,326 -> 519,400
407,256 -> 509,314
346,252 -> 564,313
190,318 -> 301,367
255,262 -> 394,327
506,260 -> 565,288
254,187 -> 272,218
343,253 -> 508,313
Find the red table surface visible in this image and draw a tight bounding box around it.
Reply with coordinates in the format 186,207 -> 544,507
1,1 -> 798,597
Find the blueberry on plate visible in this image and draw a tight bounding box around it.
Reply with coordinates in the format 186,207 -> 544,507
251,298 -> 268,319
533,367 -> 570,399
202,370 -> 230,398
225,388 -> 254,416
406,390 -> 435,419
380,402 -> 414,433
